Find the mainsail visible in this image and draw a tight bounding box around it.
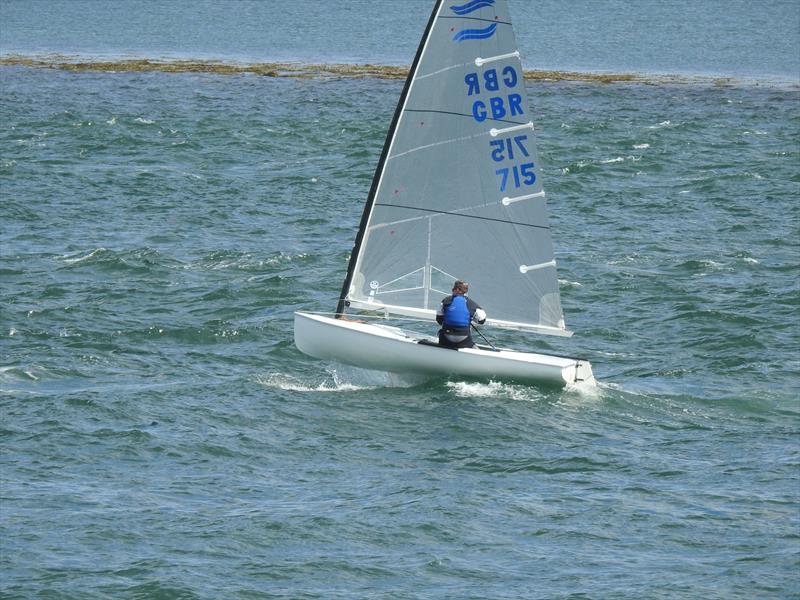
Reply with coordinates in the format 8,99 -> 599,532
338,0 -> 570,337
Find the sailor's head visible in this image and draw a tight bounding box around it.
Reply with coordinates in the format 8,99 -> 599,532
453,280 -> 469,295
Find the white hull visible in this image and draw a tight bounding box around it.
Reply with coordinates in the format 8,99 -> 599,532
294,312 -> 593,387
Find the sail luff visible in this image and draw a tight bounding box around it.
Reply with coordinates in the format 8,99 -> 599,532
335,0 -> 445,317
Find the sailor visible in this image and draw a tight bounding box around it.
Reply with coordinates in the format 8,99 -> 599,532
436,280 -> 487,349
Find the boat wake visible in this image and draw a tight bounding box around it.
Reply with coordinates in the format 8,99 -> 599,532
255,372 -> 370,392
564,378 -> 603,400
447,380 -> 546,402
447,376 -> 602,402
256,366 -> 427,392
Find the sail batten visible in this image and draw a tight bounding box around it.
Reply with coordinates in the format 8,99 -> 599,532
342,0 -> 569,335
475,51 -> 521,66
490,122 -> 534,136
503,190 -> 546,205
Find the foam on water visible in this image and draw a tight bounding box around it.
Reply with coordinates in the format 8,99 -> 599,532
255,372 -> 372,393
256,365 -> 429,392
446,379 -> 546,402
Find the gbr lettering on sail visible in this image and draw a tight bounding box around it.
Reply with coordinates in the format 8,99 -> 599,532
464,66 -> 523,122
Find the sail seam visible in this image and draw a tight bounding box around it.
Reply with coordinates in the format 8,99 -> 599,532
414,63 -> 467,81
390,132 -> 484,160
438,16 -> 511,25
404,108 -> 529,126
375,203 -> 551,230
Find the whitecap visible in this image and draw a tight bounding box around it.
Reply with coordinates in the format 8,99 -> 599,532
600,157 -> 624,164
564,378 -> 602,399
558,279 -> 582,288
62,247 -> 108,264
633,143 -> 650,149
446,380 -> 543,402
135,117 -> 155,125
22,369 -> 39,381
255,372 -> 373,392
0,365 -> 45,382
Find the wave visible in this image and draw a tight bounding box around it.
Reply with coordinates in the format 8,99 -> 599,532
57,247 -> 182,273
0,364 -> 46,382
256,366 -> 427,391
447,379 -> 544,401
445,376 -> 601,402
256,372 -> 370,392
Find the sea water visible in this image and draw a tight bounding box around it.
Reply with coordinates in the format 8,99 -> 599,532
1,1 -> 799,598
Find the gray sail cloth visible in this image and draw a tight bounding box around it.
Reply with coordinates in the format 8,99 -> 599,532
347,0 -> 567,334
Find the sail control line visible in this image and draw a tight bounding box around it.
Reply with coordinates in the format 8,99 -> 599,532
471,323 -> 499,352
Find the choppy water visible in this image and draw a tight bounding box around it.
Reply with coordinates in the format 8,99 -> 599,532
2,3 -> 800,598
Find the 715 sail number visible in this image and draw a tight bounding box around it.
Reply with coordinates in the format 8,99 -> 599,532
490,134 -> 535,192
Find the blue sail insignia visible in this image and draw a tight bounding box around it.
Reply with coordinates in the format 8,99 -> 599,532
453,22 -> 497,42
450,0 -> 495,16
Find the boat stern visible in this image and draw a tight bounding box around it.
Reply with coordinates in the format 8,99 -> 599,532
564,359 -> 595,385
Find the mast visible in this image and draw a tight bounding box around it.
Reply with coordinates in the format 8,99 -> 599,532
335,0 -> 444,317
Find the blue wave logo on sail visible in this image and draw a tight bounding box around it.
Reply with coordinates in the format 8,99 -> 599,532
453,22 -> 497,42
450,0 -> 495,15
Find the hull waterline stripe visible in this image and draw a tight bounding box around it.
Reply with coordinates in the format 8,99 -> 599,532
490,122 -> 534,137
502,191 -> 546,205
475,50 -> 520,67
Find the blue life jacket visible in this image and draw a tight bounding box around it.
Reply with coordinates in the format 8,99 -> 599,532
443,295 -> 471,328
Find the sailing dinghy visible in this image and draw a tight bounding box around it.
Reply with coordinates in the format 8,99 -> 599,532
294,0 -> 594,386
